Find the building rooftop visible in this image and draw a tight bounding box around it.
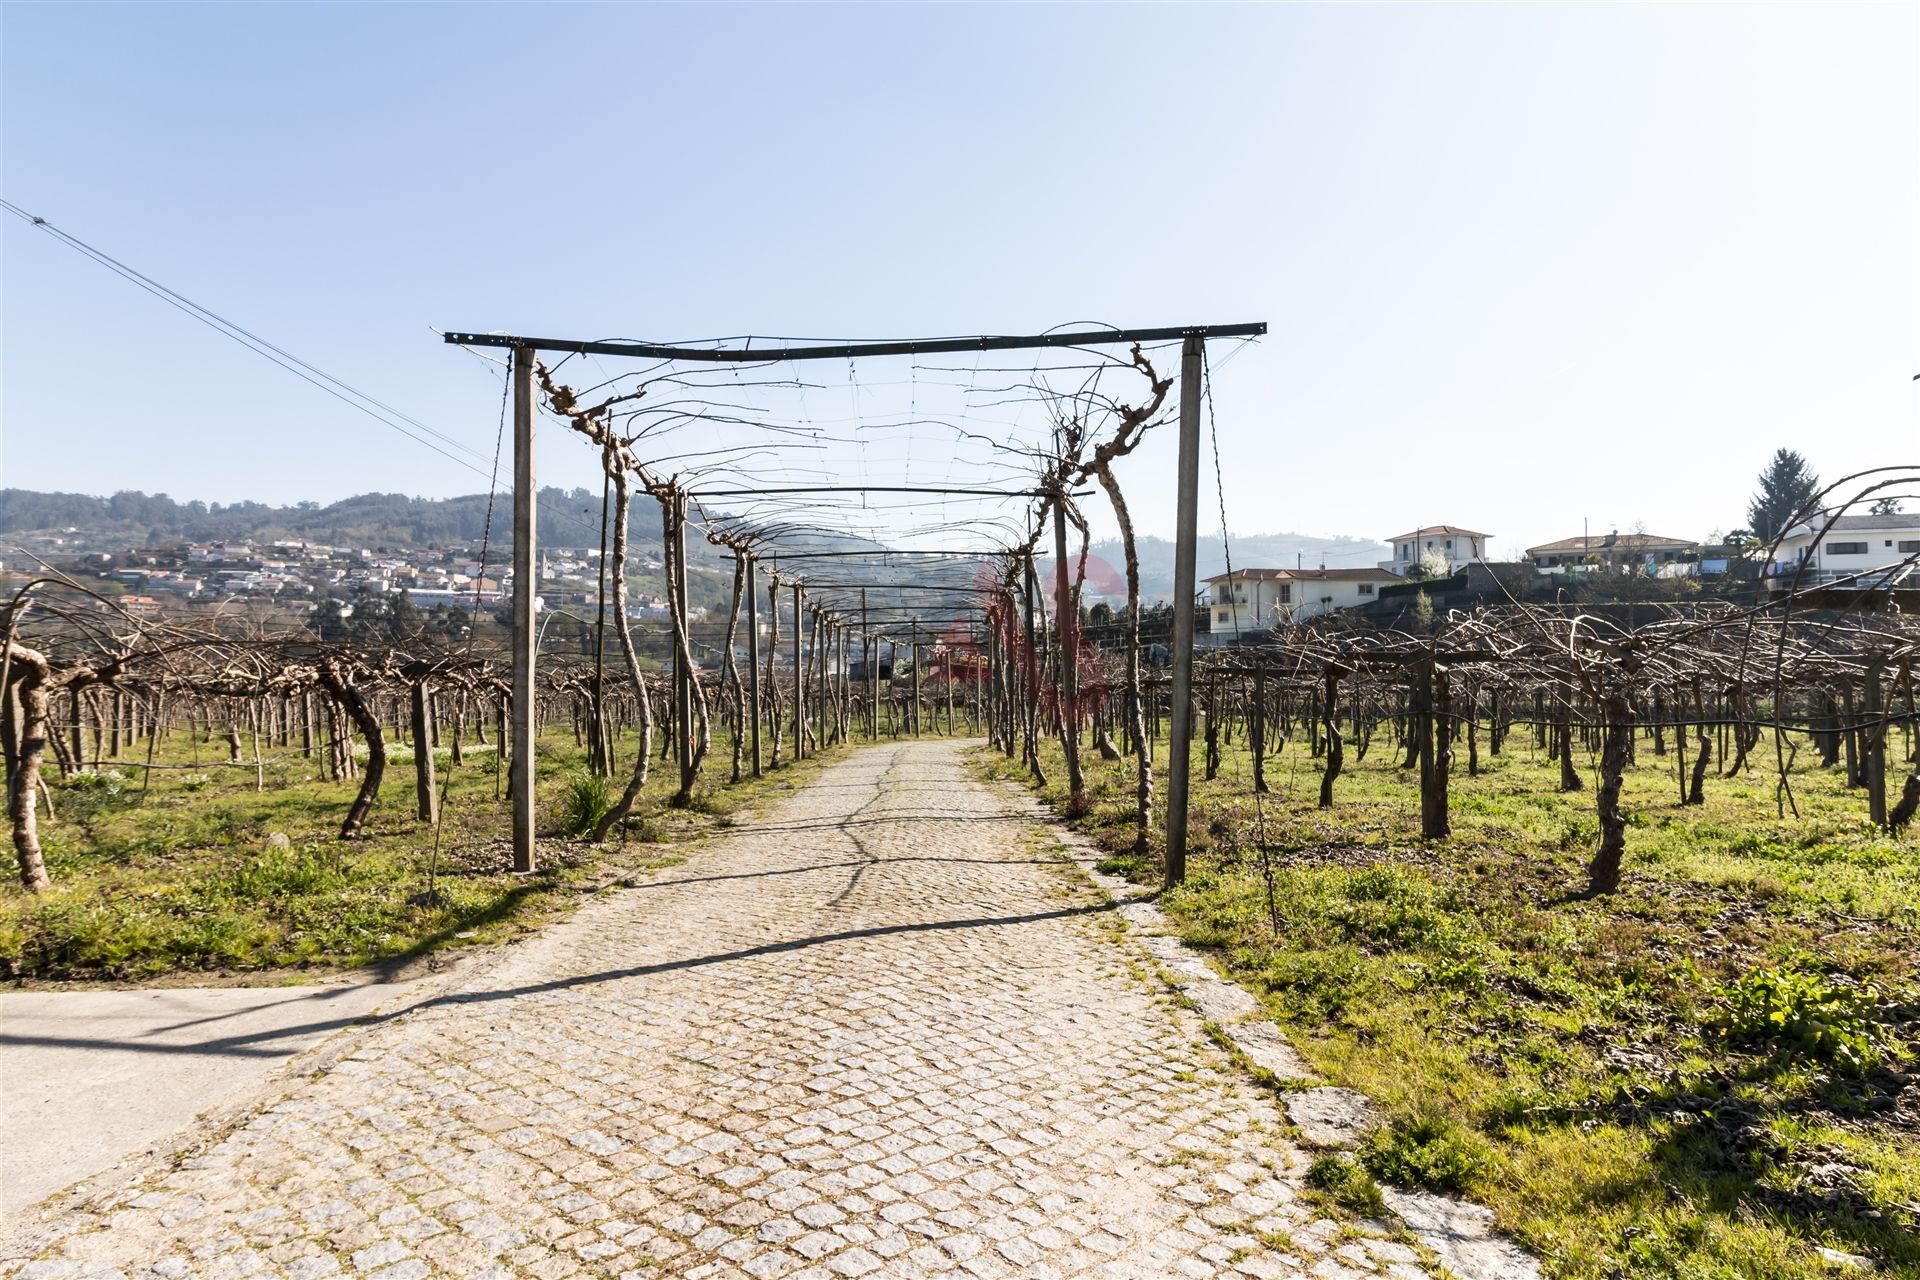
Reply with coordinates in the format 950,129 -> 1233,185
1386,525 -> 1490,542
1526,532 -> 1697,555
1203,567 -> 1291,582
1205,566 -> 1397,583
1783,513 -> 1920,536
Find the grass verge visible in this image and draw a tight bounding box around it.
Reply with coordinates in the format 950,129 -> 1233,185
2,727 -> 860,981
983,727 -> 1920,1279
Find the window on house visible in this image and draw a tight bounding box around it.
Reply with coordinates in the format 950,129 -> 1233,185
1827,542 -> 1869,556
1358,583 -> 1374,596
1445,539 -> 1454,550
1277,584 -> 1291,603
1899,540 -> 1920,554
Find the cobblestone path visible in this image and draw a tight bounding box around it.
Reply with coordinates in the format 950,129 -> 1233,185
6,742 -> 1425,1280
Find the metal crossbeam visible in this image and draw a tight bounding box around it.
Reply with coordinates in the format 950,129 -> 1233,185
443,323 -> 1266,364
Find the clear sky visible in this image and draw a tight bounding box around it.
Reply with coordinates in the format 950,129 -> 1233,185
3,2 -> 1915,558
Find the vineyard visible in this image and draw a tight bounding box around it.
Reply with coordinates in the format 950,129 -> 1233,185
987,595 -> 1920,1277
3,322 -> 1916,1278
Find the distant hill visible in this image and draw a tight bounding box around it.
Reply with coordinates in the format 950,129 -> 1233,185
0,489 -> 1381,603
0,487 -> 890,569
0,487 -> 624,551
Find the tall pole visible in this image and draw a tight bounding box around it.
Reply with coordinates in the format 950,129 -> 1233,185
746,554 -> 762,777
1165,332 -> 1204,887
591,470 -> 610,776
1022,552 -> 1040,768
1866,655 -> 1888,829
792,583 -> 805,760
674,491 -> 692,787
1053,497 -> 1080,786
510,344 -> 537,873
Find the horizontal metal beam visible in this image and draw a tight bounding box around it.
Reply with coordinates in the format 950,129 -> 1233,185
694,485 -> 1081,498
746,549 -> 990,560
799,582 -> 983,591
443,323 -> 1266,364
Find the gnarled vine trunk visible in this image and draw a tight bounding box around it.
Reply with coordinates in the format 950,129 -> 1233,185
594,466 -> 657,842
316,658 -> 385,840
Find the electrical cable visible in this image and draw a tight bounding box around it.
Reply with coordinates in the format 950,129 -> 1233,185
0,198 -> 491,476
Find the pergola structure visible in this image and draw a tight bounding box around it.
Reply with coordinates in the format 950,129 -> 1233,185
443,323 -> 1266,884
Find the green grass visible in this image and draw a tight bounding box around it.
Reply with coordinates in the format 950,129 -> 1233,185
983,724 -> 1920,1279
1,723 -> 856,980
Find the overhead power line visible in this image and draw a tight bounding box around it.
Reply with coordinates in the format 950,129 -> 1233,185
0,197 -> 489,477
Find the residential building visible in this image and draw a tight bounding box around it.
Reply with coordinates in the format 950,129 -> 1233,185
1525,531 -> 1698,574
1768,514 -> 1920,587
1380,526 -> 1490,576
1204,566 -> 1399,639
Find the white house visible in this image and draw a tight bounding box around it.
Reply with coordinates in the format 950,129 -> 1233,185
1204,566 -> 1398,640
1380,526 -> 1491,577
1769,514 -> 1920,587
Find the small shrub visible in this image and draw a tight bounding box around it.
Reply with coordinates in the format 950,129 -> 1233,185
1362,1112 -> 1488,1193
557,769 -> 613,837
64,769 -> 128,795
1304,1153 -> 1384,1215
179,773 -> 215,792
1714,965 -> 1892,1074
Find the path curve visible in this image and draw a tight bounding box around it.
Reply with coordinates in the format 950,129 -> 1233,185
5,742 -> 1424,1280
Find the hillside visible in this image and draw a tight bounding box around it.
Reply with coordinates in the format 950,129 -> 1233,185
0,486 -> 628,552
0,488 -> 1384,603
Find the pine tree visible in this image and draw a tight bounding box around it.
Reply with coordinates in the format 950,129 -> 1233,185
1745,449 -> 1820,541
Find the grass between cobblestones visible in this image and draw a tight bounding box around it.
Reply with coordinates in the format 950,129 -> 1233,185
0,728 -> 857,982
981,730 -> 1920,1280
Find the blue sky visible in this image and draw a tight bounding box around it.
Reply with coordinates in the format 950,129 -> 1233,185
2,3 -> 1914,557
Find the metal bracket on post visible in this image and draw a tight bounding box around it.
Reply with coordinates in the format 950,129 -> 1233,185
1165,333 -> 1204,888
510,344 -> 537,873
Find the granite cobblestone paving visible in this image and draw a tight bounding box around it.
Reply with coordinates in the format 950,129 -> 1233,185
5,742 -> 1425,1280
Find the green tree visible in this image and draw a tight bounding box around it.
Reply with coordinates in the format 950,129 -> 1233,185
388,589 -> 424,639
1745,449 -> 1820,541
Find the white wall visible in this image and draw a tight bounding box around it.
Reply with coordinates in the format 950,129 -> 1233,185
1382,532 -> 1485,575
1774,523 -> 1920,577
1208,576 -> 1386,629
